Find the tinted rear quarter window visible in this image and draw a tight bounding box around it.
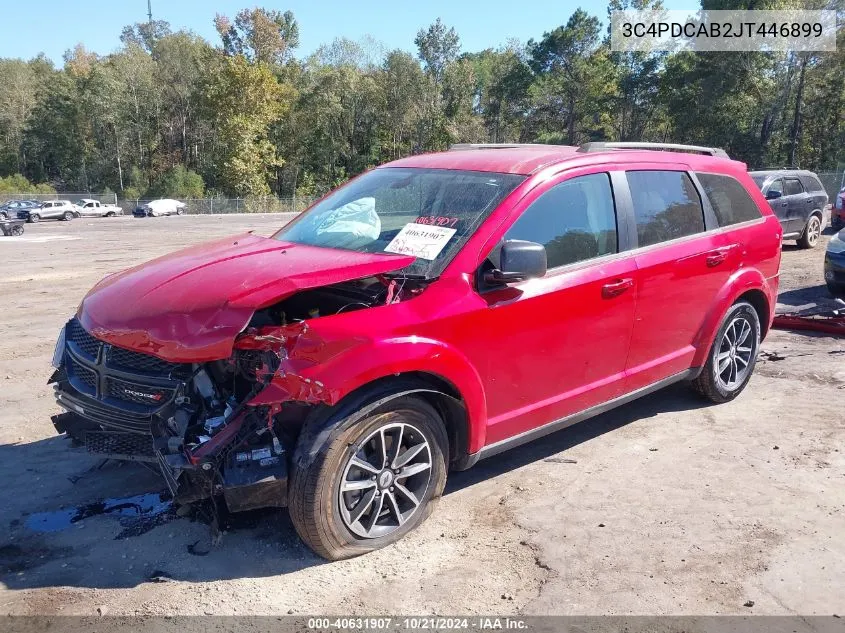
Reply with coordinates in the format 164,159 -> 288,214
800,174 -> 824,193
627,171 -> 705,247
695,173 -> 762,227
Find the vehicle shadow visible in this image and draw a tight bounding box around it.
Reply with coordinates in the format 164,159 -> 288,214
777,284 -> 841,310
0,384 -> 707,591
447,383 -> 708,493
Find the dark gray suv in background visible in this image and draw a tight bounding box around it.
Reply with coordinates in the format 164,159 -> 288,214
750,170 -> 829,248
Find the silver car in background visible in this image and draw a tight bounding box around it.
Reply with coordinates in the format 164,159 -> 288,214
19,200 -> 78,222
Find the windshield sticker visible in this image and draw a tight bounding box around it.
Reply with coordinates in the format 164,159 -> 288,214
384,223 -> 457,260
415,215 -> 460,228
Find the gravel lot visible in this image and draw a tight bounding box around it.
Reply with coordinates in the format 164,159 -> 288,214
0,215 -> 843,616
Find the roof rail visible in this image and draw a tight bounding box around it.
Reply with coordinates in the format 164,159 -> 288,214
578,142 -> 729,159
448,143 -> 563,151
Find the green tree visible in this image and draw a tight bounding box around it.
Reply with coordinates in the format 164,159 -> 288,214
214,8 -> 299,65
202,55 -> 294,196
148,164 -> 205,198
527,10 -> 615,144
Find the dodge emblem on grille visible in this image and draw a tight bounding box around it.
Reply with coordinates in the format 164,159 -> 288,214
123,388 -> 163,402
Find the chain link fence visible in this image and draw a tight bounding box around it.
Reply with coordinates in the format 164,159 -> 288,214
817,171 -> 844,200
116,197 -> 317,215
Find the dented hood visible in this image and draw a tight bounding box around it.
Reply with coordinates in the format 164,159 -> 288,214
78,233 -> 415,362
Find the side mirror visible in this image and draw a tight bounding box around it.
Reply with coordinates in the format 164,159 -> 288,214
485,240 -> 547,284
766,190 -> 782,200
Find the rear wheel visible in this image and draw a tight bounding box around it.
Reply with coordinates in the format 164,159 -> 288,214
691,301 -> 760,403
0,211 -> 7,220
10,224 -> 24,237
797,214 -> 821,249
105,211 -> 115,217
289,395 -> 448,560
28,213 -> 39,223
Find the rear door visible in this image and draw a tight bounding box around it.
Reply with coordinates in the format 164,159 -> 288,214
477,170 -> 638,444
621,169 -> 736,391
783,177 -> 807,233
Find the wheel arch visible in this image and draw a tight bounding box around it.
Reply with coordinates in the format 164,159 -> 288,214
291,371 -> 473,472
691,269 -> 775,367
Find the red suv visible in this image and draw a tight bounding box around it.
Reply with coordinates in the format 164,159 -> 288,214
50,143 -> 781,560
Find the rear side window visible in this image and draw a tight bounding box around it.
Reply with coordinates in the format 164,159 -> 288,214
695,173 -> 762,227
627,171 -> 705,248
784,178 -> 803,196
505,173 -> 618,269
800,175 -> 824,192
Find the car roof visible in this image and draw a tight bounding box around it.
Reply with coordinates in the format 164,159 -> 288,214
80,198 -> 97,203
383,145 -> 742,176
750,169 -> 819,179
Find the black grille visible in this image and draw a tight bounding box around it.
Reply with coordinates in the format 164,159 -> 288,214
67,319 -> 101,358
106,378 -> 173,406
68,356 -> 97,389
108,346 -> 180,374
59,319 -> 188,419
85,430 -> 156,462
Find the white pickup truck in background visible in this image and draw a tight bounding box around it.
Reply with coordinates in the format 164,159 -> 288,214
75,199 -> 123,217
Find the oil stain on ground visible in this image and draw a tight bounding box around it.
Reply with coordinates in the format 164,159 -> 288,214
23,491 -> 175,539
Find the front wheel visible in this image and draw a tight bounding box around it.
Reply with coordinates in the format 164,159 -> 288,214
10,224 -> 24,236
797,215 -> 821,249
691,301 -> 761,403
289,396 -> 448,560
62,211 -> 73,221
176,208 -> 184,216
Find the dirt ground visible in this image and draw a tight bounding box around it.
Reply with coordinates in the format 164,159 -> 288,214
0,215 -> 842,617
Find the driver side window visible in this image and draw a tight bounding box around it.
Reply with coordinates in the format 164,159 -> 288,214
504,173 -> 618,270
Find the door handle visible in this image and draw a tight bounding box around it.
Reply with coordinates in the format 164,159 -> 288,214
705,248 -> 731,267
602,278 -> 634,298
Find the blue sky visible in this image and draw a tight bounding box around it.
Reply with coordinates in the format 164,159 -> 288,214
1,0 -> 692,65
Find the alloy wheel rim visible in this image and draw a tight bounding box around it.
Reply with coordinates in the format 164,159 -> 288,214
808,218 -> 821,245
338,421 -> 432,539
715,316 -> 755,390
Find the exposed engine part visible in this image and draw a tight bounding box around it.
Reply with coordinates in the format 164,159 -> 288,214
50,274 -> 431,517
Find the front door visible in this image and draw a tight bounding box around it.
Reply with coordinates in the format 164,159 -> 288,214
477,171 -> 637,445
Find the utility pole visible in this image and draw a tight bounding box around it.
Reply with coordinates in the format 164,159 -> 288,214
147,0 -> 153,24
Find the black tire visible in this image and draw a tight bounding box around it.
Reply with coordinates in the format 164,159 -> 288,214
10,225 -> 24,237
691,301 -> 761,403
106,211 -> 115,217
0,212 -> 7,221
176,208 -> 184,215
62,211 -> 73,221
28,213 -> 39,223
797,214 -> 822,249
289,395 -> 448,561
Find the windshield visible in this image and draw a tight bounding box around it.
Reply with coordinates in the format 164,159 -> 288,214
274,167 -> 525,277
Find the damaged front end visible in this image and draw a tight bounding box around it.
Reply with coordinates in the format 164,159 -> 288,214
50,272 -> 424,513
